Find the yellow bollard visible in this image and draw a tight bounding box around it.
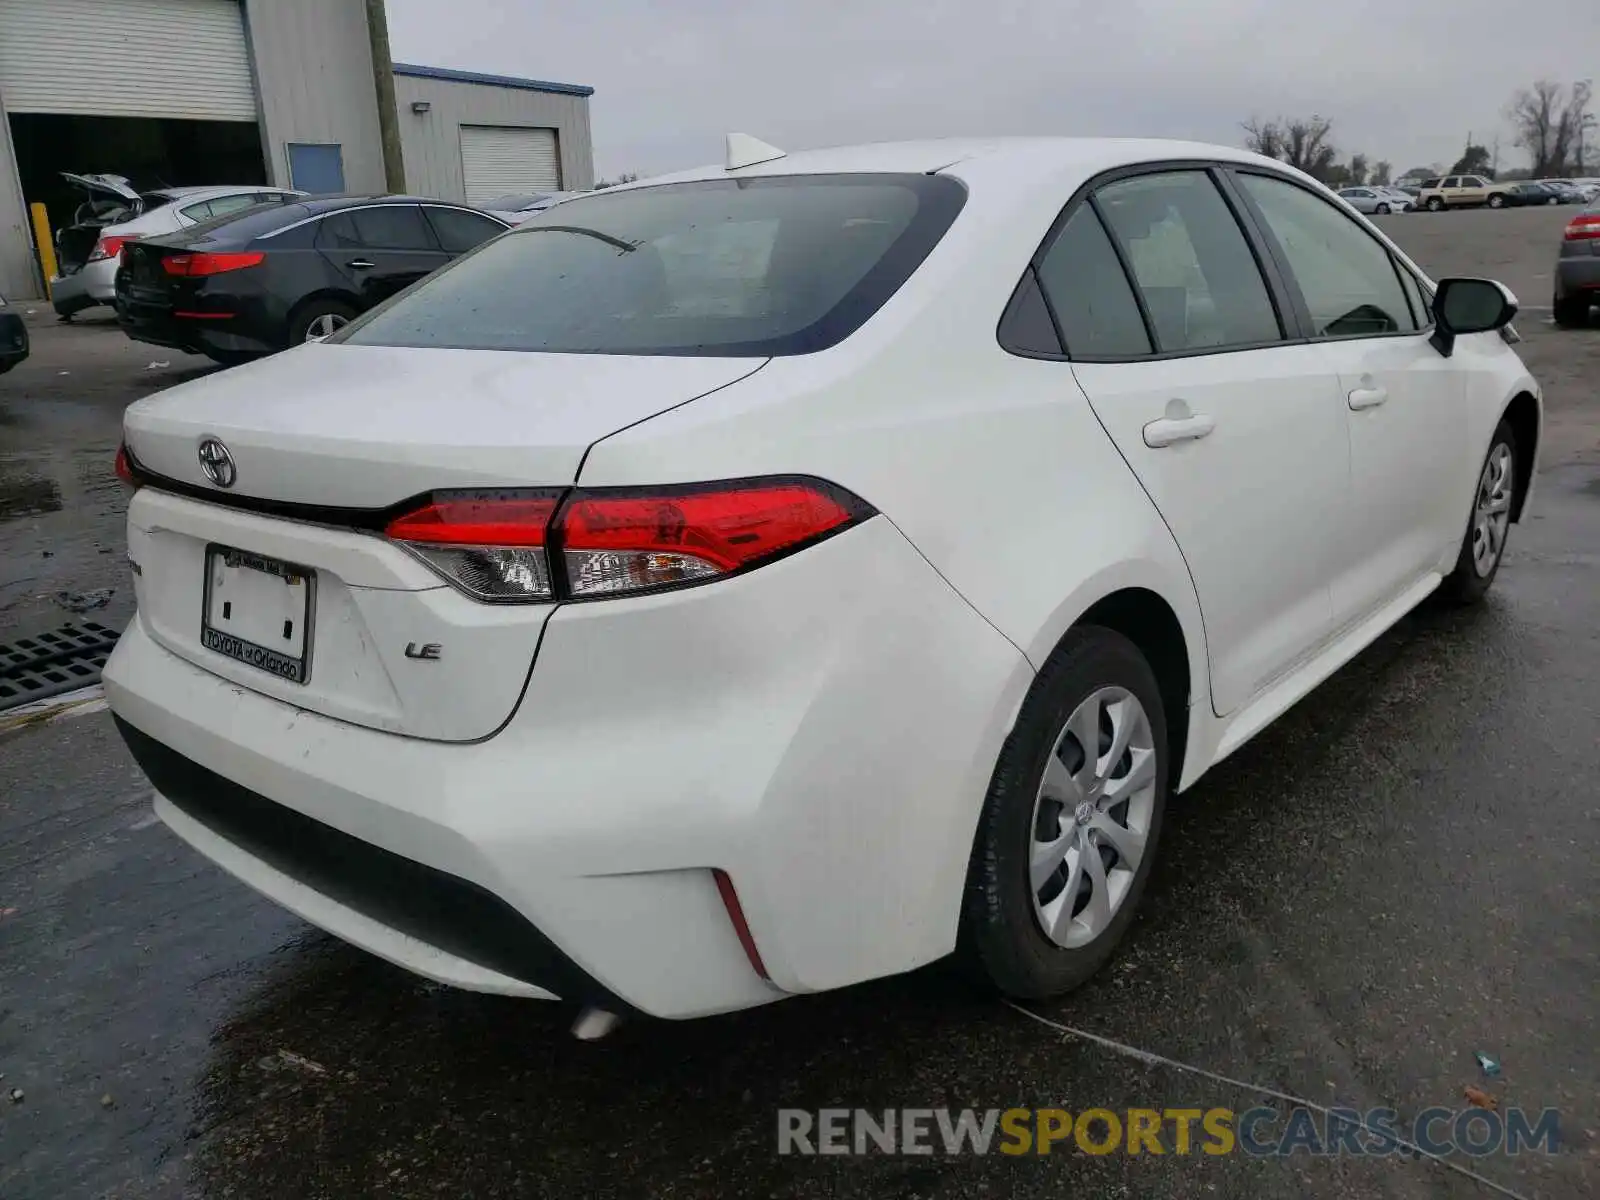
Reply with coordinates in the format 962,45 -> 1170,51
29,202 -> 58,299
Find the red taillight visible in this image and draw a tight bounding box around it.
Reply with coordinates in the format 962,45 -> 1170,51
114,443 -> 139,489
1565,214 -> 1600,240
162,251 -> 266,276
384,478 -> 871,603
385,490 -> 561,601
559,480 -> 863,597
89,234 -> 134,262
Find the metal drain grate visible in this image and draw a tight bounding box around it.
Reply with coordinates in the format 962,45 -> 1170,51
0,622 -> 121,713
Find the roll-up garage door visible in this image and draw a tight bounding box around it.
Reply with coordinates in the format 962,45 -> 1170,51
0,0 -> 256,120
459,126 -> 561,204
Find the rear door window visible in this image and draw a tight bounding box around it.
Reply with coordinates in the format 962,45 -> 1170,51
422,206 -> 508,254
350,205 -> 438,250
1093,170 -> 1282,352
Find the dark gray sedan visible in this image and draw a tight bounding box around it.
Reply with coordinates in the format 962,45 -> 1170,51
1554,201 -> 1600,327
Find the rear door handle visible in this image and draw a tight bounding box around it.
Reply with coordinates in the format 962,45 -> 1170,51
1143,413 -> 1216,448
347,259 -> 375,270
1348,385 -> 1388,410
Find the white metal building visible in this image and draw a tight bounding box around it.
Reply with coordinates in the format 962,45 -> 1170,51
0,0 -> 594,300
394,65 -> 594,207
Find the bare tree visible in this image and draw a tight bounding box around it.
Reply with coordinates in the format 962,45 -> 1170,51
1507,80 -> 1593,175
1450,145 -> 1493,177
1570,80 -> 1595,174
1372,161 -> 1393,186
594,171 -> 640,190
1242,115 -> 1338,181
1507,80 -> 1562,175
1348,154 -> 1369,185
1242,117 -> 1285,161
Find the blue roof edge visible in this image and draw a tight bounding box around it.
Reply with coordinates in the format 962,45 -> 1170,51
392,62 -> 594,98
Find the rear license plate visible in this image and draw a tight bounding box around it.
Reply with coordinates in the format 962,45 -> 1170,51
201,545 -> 314,684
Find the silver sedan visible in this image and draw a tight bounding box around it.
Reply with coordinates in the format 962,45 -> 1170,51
1338,186 -> 1411,214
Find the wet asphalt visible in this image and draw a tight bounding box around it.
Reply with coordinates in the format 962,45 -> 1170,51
1,206 -> 1597,1199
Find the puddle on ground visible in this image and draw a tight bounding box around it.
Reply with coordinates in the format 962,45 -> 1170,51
0,475 -> 63,521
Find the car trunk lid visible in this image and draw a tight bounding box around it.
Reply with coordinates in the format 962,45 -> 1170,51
122,346 -> 766,739
124,344 -> 766,506
56,173 -> 145,273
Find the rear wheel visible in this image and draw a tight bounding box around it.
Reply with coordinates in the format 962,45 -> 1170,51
958,627 -> 1169,998
1553,294 -> 1592,328
1437,419 -> 1517,606
288,298 -> 358,346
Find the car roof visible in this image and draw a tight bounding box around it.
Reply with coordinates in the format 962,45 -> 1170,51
294,194 -> 480,211
594,137 -> 1331,208
150,184 -> 299,201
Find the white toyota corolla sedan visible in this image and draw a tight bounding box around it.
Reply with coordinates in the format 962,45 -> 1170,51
105,136 -> 1541,1029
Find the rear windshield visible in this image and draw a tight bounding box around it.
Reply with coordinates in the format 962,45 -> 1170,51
340,173 -> 967,356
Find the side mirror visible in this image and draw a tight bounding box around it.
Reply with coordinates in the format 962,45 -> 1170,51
1430,278 -> 1518,357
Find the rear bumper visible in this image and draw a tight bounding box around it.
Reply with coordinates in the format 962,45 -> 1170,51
1555,256 -> 1600,299
0,311 -> 26,368
51,259 -> 117,311
105,516 -> 1032,1018
117,304 -> 279,356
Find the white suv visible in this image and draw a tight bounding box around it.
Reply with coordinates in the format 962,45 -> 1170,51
105,137 -> 1541,1026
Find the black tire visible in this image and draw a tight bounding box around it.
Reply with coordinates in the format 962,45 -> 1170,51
202,349 -> 260,368
1437,418 -> 1518,606
1488,194 -> 1505,209
1553,294 -> 1591,329
958,627 -> 1170,998
287,298 -> 359,347
1427,197 -> 1445,212
1376,203 -> 1391,214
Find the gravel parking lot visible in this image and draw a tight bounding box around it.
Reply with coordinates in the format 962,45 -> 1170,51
1,204 -> 1596,1200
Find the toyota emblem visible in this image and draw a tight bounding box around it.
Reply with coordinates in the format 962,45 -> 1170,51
197,438 -> 236,488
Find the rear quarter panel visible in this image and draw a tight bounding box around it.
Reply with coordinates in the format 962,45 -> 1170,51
577,154 -> 1211,774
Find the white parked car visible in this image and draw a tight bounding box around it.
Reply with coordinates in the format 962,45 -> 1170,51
105,136 -> 1541,1029
1337,185 -> 1412,214
51,174 -> 303,318
479,190 -> 583,225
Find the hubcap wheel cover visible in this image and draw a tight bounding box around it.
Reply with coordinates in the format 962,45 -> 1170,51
306,313 -> 349,341
1028,686 -> 1158,949
1471,442 -> 1513,578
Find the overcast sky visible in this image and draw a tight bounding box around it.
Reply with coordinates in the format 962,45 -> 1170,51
386,0 -> 1600,180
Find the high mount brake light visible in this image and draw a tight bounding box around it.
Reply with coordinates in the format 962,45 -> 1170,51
384,479 -> 873,603
162,251 -> 266,276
